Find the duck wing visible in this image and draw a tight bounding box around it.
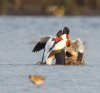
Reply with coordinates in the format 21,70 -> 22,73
32,36 -> 51,52
71,38 -> 84,52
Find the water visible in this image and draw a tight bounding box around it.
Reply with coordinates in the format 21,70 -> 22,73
0,16 -> 100,93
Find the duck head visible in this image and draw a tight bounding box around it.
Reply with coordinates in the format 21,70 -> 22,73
63,27 -> 70,47
63,27 -> 70,34
55,30 -> 63,42
63,27 -> 70,39
56,29 -> 68,42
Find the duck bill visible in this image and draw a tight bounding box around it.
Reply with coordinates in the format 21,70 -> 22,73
66,39 -> 70,47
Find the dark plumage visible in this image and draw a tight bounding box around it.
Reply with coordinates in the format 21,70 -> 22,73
77,52 -> 83,61
63,27 -> 70,34
32,36 -> 50,52
32,42 -> 46,52
56,30 -> 63,37
55,49 -> 65,65
66,51 -> 72,57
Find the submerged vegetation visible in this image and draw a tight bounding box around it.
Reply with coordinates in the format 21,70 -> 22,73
0,0 -> 100,16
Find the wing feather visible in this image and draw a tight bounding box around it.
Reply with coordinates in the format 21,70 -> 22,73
32,36 -> 50,52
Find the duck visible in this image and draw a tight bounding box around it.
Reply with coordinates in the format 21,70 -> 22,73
32,27 -> 71,65
52,26 -> 84,65
45,27 -> 71,65
55,38 -> 84,65
32,30 -> 64,64
29,75 -> 45,86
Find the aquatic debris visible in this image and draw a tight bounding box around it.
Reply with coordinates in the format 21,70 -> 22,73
29,75 -> 45,86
